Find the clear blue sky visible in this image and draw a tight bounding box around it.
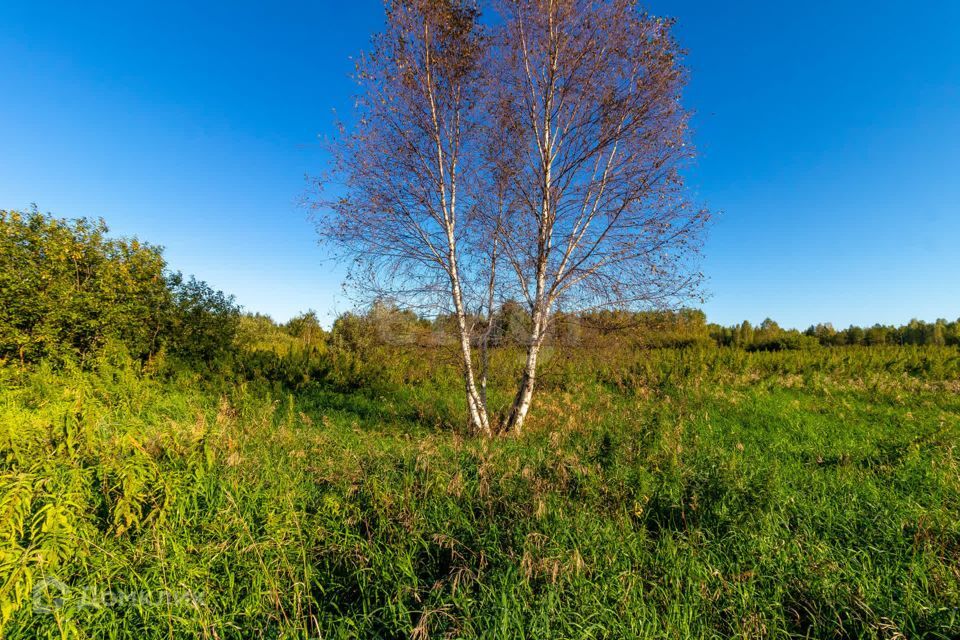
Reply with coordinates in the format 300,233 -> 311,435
2,1 -> 957,329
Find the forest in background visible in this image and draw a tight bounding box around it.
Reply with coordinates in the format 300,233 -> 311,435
2,209 -> 958,381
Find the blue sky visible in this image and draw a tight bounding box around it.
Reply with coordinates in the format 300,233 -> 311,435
1,1 -> 957,329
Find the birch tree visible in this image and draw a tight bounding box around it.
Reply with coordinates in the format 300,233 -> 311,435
317,0 -> 493,434
317,0 -> 708,436
491,0 -> 709,433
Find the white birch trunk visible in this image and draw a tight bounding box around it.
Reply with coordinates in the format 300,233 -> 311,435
505,335 -> 541,434
449,263 -> 491,435
504,304 -> 546,434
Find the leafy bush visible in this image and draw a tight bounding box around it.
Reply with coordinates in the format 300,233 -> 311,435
0,209 -> 169,365
163,273 -> 240,365
0,209 -> 239,369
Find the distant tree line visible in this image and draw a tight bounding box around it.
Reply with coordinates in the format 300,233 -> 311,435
2,209 -> 956,379
322,303 -> 960,352
713,318 -> 960,350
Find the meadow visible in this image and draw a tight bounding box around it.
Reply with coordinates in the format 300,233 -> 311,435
2,345 -> 959,639
3,0 -> 959,635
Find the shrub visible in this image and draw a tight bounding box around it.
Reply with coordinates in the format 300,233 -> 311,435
0,209 -> 239,369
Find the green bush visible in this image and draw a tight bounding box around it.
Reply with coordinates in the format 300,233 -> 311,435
0,209 -> 239,369
0,209 -> 169,365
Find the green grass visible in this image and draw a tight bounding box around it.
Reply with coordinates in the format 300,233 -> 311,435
2,347 -> 959,638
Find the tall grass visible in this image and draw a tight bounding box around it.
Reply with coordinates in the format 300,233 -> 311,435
1,347 -> 959,638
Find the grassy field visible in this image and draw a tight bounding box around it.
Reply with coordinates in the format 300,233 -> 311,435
2,347 -> 959,638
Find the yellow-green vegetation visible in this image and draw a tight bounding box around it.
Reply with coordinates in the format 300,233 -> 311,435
2,210 -> 959,637
2,346 -> 959,638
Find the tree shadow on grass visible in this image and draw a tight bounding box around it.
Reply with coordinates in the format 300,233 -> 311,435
294,383 -> 469,437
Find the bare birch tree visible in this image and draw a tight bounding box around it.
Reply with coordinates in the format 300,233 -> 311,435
316,0 -> 493,435
490,0 -> 709,433
316,0 -> 708,436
